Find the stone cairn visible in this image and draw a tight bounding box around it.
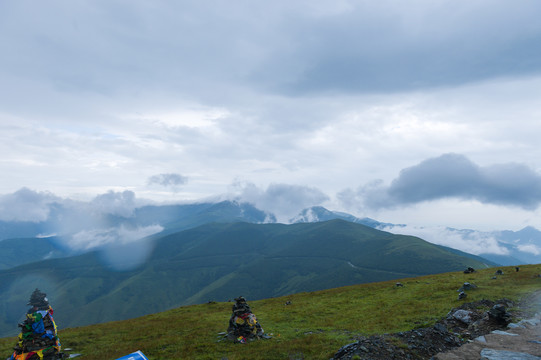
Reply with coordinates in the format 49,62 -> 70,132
226,296 -> 267,343
8,289 -> 65,360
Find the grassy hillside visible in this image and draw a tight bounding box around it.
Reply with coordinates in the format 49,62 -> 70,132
0,236 -> 71,270
0,220 -> 495,337
1,264 -> 539,360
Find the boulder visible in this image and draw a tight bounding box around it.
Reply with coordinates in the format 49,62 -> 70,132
450,309 -> 474,324
488,304 -> 511,325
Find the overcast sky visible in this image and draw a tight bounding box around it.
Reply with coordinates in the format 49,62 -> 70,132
2,0 -> 541,231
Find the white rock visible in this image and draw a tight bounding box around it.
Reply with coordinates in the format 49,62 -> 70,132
474,335 -> 487,343
491,330 -> 519,336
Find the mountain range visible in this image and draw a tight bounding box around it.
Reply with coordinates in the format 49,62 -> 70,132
2,200 -> 539,268
0,219 -> 494,337
0,200 -> 538,337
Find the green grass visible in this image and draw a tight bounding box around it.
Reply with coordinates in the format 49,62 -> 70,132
2,264 -> 540,360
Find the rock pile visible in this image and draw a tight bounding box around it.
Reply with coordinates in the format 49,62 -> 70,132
7,289 -> 65,360
226,296 -> 269,343
331,299 -> 515,360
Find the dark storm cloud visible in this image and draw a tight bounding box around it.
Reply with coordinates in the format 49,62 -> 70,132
340,154 -> 541,210
147,173 -> 188,187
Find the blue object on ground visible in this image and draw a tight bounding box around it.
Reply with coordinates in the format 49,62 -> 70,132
114,350 -> 149,360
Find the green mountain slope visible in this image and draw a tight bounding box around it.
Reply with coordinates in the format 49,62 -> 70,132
2,264 -> 539,360
0,220 -> 493,337
0,201 -> 274,271
0,236 -> 72,270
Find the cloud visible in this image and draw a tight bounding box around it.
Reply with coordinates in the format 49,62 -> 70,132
0,188 -> 60,222
2,0 -> 541,111
2,1 -> 541,234
69,224 -> 164,271
147,173 -> 188,188
339,154 -> 541,211
380,225 -> 510,256
516,244 -> 540,256
90,190 -> 139,218
68,224 -> 163,251
232,182 -> 329,222
246,1 -> 541,95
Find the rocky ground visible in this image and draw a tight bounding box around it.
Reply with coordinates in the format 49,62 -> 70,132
331,295 -> 540,360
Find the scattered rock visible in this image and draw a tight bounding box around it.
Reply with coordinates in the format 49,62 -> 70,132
458,291 -> 467,300
475,335 -> 487,343
458,282 -> 478,292
464,267 -> 476,274
480,348 -> 541,360
495,269 -> 504,275
450,309 -> 474,324
433,323 -> 447,333
331,299 -> 515,360
515,317 -> 541,328
487,304 -> 512,325
490,330 -> 518,336
395,282 -> 404,287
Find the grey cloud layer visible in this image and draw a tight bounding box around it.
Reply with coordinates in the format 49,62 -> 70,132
342,154 -> 541,210
285,2 -> 541,94
2,1 -> 541,231
2,0 -> 541,107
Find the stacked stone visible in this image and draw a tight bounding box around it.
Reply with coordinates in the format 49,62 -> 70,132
226,296 -> 266,343
8,289 -> 65,360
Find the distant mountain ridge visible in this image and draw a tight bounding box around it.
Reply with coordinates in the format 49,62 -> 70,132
0,200 -> 275,241
289,206 -> 401,228
0,219 -> 494,337
0,201 -> 274,268
1,201 -> 539,269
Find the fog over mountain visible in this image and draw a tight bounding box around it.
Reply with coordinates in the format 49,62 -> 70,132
0,187 -> 539,268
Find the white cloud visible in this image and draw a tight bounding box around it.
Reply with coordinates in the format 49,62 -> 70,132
231,182 -> 330,222
381,225 -> 510,256
68,224 -> 163,251
0,188 -> 59,222
67,224 -> 164,271
517,244 -> 541,256
89,190 -> 139,218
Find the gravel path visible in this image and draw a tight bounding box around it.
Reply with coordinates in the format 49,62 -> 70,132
432,313 -> 541,359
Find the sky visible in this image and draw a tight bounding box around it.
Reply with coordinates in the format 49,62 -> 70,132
2,0 -> 541,237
